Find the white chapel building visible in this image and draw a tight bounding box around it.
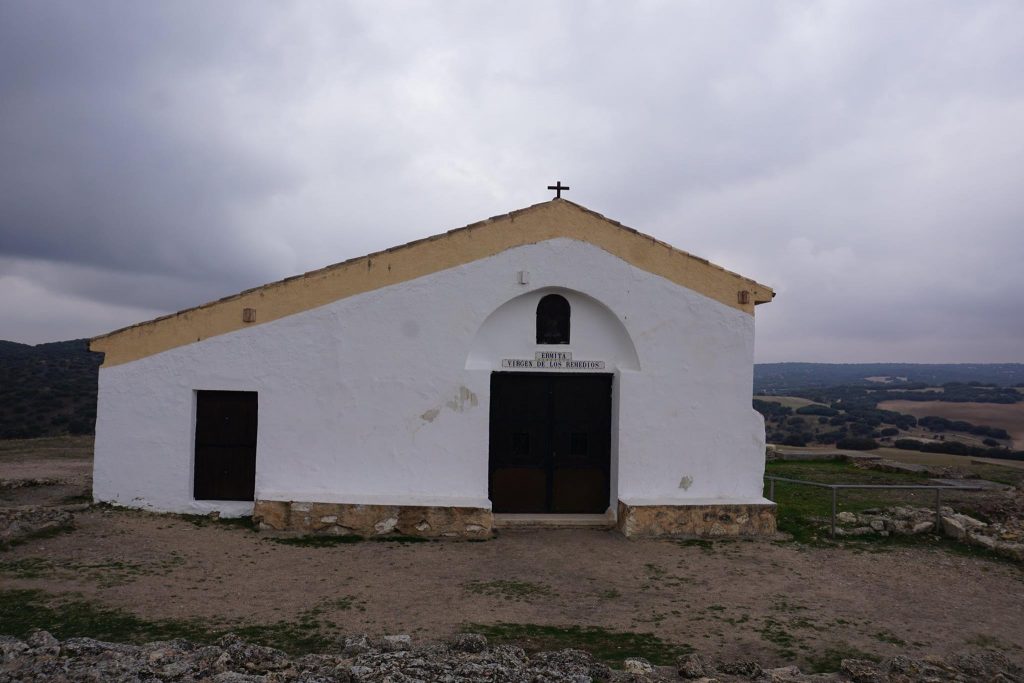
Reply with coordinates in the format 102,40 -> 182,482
90,198 -> 776,538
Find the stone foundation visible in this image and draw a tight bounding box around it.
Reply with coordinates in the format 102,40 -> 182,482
253,499 -> 774,539
616,500 -> 776,538
253,500 -> 493,539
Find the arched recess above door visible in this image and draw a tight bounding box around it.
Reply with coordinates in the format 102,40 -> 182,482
465,288 -> 640,371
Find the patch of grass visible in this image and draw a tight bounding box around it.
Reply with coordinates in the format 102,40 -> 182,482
758,617 -> 799,659
721,614 -> 750,625
464,622 -> 693,667
965,633 -> 1018,651
643,563 -> 667,578
463,580 -> 552,602
179,513 -> 259,532
0,557 -> 52,579
318,596 -> 365,612
767,458 -> 930,484
873,630 -> 906,646
60,493 -> 93,505
770,594 -> 807,613
676,539 -> 714,551
805,645 -> 879,673
596,588 -> 621,600
270,533 -> 433,547
0,588 -> 212,644
91,504 -> 258,535
0,589 -> 342,655
843,530 -> 1024,569
297,594 -> 367,618
766,459 -> 947,545
0,553 -> 186,587
270,535 -> 365,546
230,620 -> 337,654
369,535 -> 431,544
967,464 -> 1024,488
0,524 -> 75,551
755,608 -> 830,660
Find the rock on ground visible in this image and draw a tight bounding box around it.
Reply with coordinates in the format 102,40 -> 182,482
0,505 -> 76,547
1,631 -> 1021,682
828,498 -> 1024,562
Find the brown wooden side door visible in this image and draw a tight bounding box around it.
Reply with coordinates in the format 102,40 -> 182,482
194,390 -> 257,501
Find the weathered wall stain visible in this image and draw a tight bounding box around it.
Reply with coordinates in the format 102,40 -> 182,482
420,387 -> 478,423
446,386 -> 478,412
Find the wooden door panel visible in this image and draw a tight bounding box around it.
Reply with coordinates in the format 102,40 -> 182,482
194,391 -> 257,501
194,446 -> 256,501
195,393 -> 258,447
489,374 -> 548,471
551,469 -> 607,513
489,469 -> 547,513
489,374 -> 549,513
550,374 -> 611,513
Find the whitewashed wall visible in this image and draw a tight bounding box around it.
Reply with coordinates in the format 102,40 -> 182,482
93,238 -> 768,516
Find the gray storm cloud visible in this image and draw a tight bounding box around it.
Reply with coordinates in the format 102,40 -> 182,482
1,1 -> 1022,362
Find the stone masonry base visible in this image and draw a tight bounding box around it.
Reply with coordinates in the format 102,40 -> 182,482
253,500 -> 493,539
253,499 -> 776,539
616,501 -> 777,538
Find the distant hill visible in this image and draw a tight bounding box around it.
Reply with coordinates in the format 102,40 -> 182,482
0,339 -> 102,439
755,363 -> 1024,394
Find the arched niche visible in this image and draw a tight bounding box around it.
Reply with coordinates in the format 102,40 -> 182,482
466,288 -> 640,371
536,293 -> 571,345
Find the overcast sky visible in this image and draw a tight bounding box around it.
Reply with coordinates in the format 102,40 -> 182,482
1,2 -> 1022,363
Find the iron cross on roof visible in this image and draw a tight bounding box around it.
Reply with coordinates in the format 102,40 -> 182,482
547,181 -> 570,199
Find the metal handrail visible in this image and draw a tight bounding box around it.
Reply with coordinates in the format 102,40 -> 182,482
764,475 -> 985,538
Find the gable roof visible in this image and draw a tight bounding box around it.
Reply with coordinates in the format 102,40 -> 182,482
90,199 -> 774,367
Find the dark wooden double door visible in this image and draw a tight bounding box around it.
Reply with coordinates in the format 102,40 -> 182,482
489,372 -> 612,514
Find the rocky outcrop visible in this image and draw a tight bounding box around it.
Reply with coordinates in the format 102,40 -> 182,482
830,504 -> 1024,561
1,631 -> 1021,682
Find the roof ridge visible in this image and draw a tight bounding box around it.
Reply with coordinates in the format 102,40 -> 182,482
90,200 -> 556,341
91,199 -> 774,366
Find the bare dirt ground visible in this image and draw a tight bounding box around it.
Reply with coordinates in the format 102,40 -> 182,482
0,436 -> 92,507
2,436 -> 1023,670
877,399 -> 1024,448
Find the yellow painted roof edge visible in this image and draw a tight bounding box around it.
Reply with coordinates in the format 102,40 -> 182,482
90,199 -> 774,367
